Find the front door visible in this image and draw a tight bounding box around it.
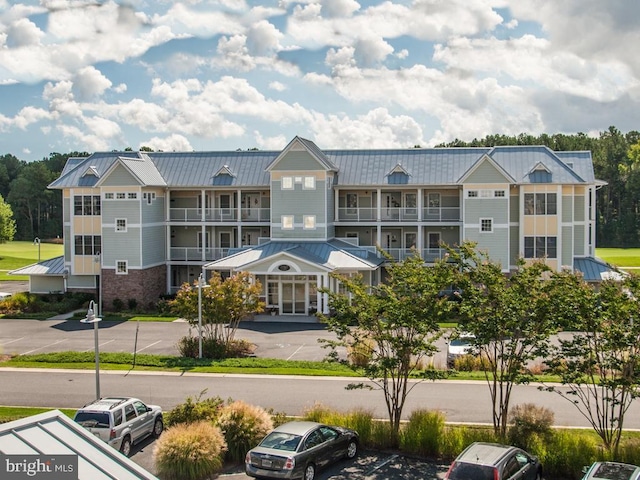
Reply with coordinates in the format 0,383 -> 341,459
242,194 -> 258,220
281,281 -> 307,315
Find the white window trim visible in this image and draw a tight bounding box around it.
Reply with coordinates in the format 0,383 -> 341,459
303,215 -> 316,229
104,193 -> 114,200
116,260 -> 128,275
480,218 -> 493,233
467,190 -> 478,198
281,215 -> 294,230
115,218 -> 127,232
127,192 -> 137,199
281,177 -> 293,190
494,190 -> 506,197
303,176 -> 316,190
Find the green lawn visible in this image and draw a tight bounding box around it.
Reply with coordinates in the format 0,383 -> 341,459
596,248 -> 640,268
0,241 -> 64,280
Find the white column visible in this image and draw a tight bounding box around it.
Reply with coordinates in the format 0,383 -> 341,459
237,189 -> 243,247
322,273 -> 330,314
334,189 -> 340,222
201,189 -> 206,221
316,274 -> 322,313
376,189 -> 382,221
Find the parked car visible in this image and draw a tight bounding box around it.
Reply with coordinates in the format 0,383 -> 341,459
444,442 -> 542,480
446,333 -> 476,368
245,420 -> 359,480
581,461 -> 640,480
73,397 -> 163,456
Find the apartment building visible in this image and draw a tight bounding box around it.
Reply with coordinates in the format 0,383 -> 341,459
18,136 -> 607,315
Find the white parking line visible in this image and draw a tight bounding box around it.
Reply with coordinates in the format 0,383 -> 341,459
22,339 -> 67,355
0,337 -> 24,346
82,339 -> 116,353
135,340 -> 161,353
286,344 -> 305,360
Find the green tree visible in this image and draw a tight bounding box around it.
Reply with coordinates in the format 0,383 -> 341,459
170,272 -> 264,349
543,274 -> 640,456
0,194 -> 16,243
319,252 -> 455,444
449,243 -> 561,439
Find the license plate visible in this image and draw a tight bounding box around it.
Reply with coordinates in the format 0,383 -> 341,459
261,459 -> 272,467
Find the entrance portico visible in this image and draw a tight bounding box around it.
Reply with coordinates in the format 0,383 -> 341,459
204,240 -> 383,318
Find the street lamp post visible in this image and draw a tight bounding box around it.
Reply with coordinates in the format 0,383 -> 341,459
95,253 -> 102,317
33,237 -> 41,263
81,300 -> 102,400
197,272 -> 204,359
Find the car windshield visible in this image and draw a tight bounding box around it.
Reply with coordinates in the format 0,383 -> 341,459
448,462 -> 497,480
74,412 -> 110,428
593,463 -> 638,480
259,432 -> 302,452
450,338 -> 474,347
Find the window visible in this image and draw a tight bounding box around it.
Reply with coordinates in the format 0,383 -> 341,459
143,192 -> 156,204
303,215 -> 316,229
524,193 -> 557,215
346,193 -> 358,214
115,218 -> 127,232
124,404 -> 136,421
74,195 -> 100,215
467,190 -> 478,198
282,215 -> 294,229
281,177 -> 293,189
494,190 -> 505,197
480,189 -> 492,198
116,261 -> 128,274
133,401 -> 147,415
480,218 -> 493,232
128,192 -> 137,199
524,236 -> 557,258
74,235 -> 101,255
303,176 -> 315,189
116,192 -> 126,199
104,192 -> 114,199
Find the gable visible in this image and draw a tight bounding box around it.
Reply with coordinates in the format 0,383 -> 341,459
464,159 -> 512,184
269,150 -> 327,172
99,163 -> 142,187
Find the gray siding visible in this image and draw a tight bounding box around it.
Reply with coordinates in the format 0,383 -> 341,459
465,161 -> 509,183
103,229 -> 141,266
63,197 -> 70,223
100,164 -> 141,186
335,226 -> 374,246
31,276 -> 65,294
64,226 -> 71,261
509,194 -> 519,222
510,225 -> 519,265
562,226 -> 573,266
574,225 -> 585,256
142,195 -> 165,223
574,195 -> 585,221
464,198 -> 509,223
142,226 -> 166,265
271,179 -> 327,240
271,151 -> 325,171
102,200 -> 141,224
562,195 -> 573,222
464,227 -> 509,268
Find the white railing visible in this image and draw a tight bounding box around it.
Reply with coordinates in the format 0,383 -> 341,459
170,208 -> 271,222
337,207 -> 460,222
169,247 -> 230,261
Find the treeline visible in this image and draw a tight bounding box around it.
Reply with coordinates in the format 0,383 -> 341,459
2,126 -> 639,246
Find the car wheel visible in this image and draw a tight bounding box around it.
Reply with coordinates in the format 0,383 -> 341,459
120,436 -> 132,457
153,417 -> 163,437
303,463 -> 316,480
346,439 -> 358,459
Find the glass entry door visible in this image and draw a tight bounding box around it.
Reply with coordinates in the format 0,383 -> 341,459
281,281 -> 307,314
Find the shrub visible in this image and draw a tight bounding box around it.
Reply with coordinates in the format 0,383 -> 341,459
112,298 -> 124,312
177,335 -> 255,359
347,337 -> 374,367
154,421 -> 227,480
127,298 -> 138,311
165,392 -> 224,427
453,354 -> 490,371
217,400 -> 274,463
537,429 -> 598,479
508,403 -> 554,450
400,409 -> 445,457
440,426 -> 498,460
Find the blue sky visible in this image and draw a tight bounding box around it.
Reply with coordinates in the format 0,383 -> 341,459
0,0 -> 638,161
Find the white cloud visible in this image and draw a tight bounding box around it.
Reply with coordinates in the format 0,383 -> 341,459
6,18 -> 44,47
72,66 -> 112,100
142,133 -> 193,152
254,131 -> 287,150
114,83 -> 127,93
321,0 -> 360,18
13,106 -> 52,130
353,36 -> 394,67
246,20 -> 282,56
269,81 -> 287,91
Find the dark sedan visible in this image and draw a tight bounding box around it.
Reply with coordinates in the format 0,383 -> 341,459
245,421 -> 359,480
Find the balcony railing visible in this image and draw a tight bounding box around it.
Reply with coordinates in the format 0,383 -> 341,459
169,208 -> 270,222
337,207 -> 460,222
170,247 -> 230,261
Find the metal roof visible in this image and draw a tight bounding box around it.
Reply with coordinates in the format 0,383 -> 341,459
10,256 -> 66,276
573,257 -> 626,282
0,410 -> 158,480
49,141 -> 596,189
205,240 -> 384,271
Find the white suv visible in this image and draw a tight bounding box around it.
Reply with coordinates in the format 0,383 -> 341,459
73,397 -> 163,456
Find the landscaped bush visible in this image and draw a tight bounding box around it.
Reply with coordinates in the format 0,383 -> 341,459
347,337 -> 374,367
508,403 -> 554,450
533,429 -> 598,480
165,392 -> 224,428
177,335 -> 255,359
216,400 -> 273,463
154,420 -> 227,480
400,409 -> 445,457
453,353 -> 490,371
440,425 -> 498,459
112,298 -> 124,312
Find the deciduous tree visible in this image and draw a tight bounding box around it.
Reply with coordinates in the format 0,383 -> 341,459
0,194 -> 16,243
319,252 -> 455,444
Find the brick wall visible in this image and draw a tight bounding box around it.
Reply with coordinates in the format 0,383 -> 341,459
101,264 -> 167,310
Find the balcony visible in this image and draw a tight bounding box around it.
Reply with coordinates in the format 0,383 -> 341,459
169,208 -> 270,223
337,206 -> 460,222
169,247 -> 230,261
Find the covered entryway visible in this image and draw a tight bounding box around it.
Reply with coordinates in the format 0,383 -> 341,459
266,275 -> 317,315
